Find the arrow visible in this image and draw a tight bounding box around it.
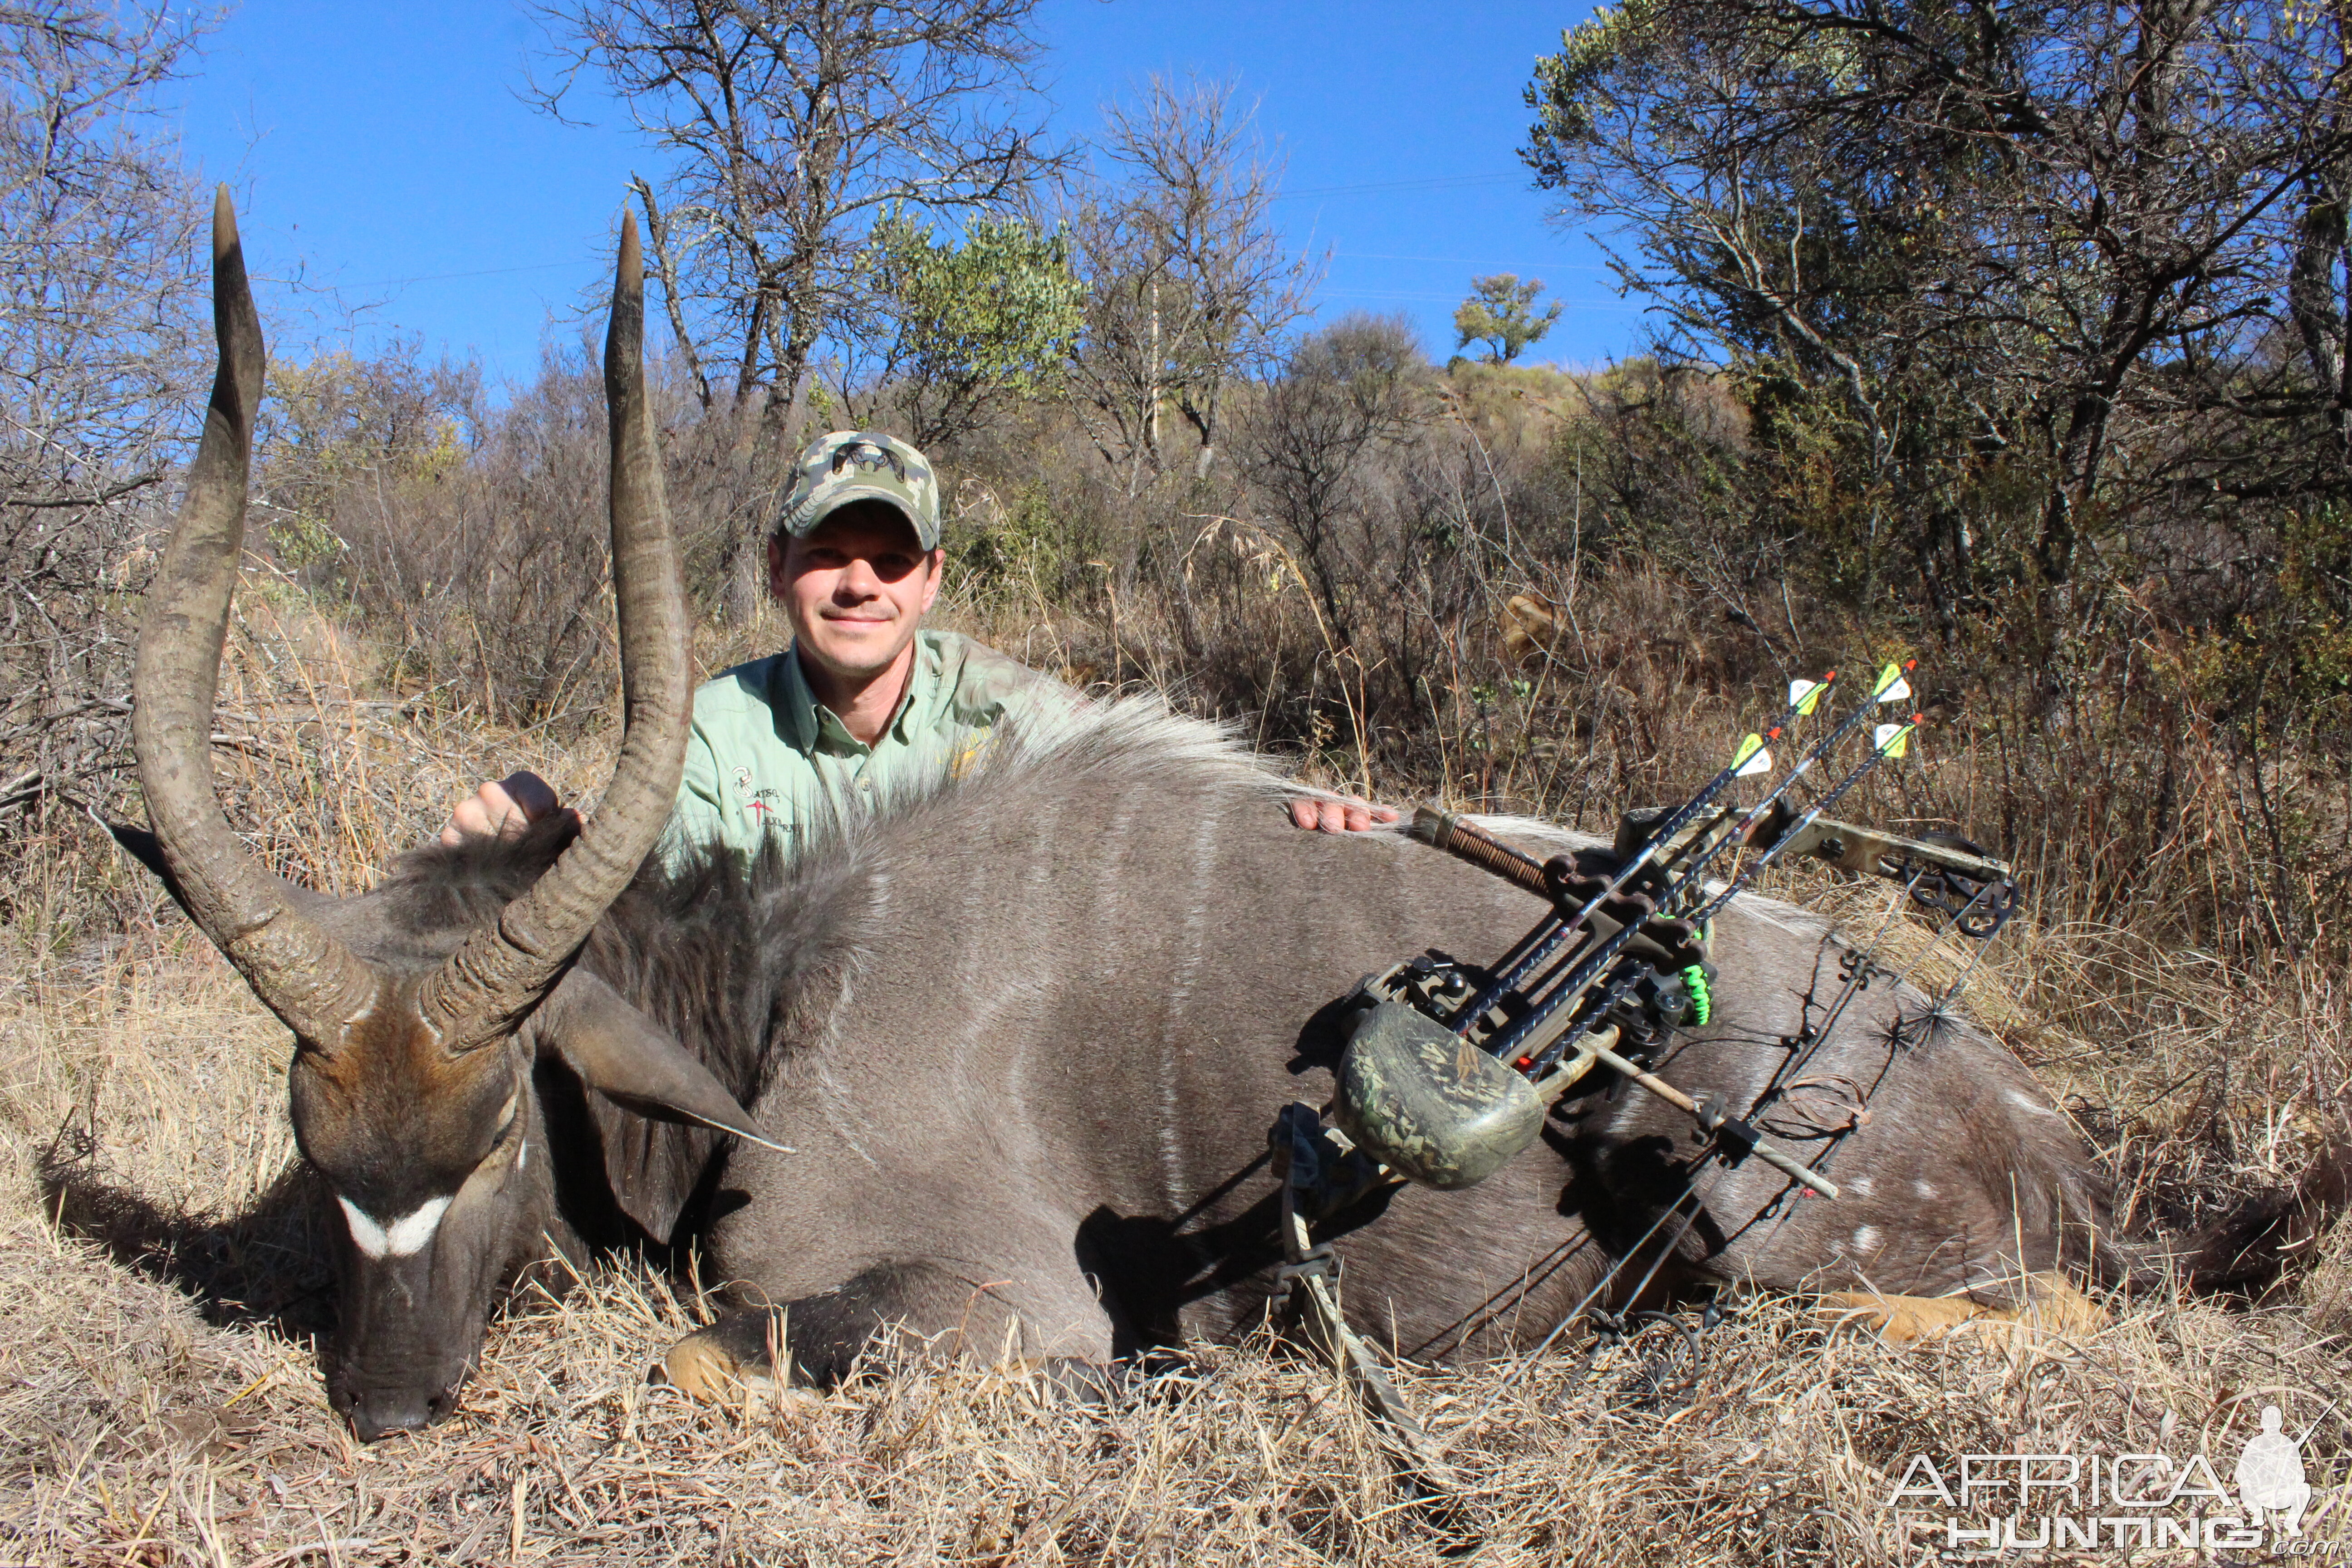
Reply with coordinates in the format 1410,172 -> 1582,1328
1440,669 -> 1839,1038
1528,710 -> 1926,1080
1480,662 -> 1917,1067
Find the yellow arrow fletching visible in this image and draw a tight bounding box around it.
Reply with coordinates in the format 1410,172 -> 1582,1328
1872,721 -> 1913,758
1788,678 -> 1829,716
1732,735 -> 1773,777
1872,661 -> 1913,705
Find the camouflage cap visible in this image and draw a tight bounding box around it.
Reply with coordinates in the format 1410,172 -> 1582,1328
774,430 -> 941,551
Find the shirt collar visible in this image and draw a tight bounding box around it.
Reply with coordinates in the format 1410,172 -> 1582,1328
774,636 -> 937,756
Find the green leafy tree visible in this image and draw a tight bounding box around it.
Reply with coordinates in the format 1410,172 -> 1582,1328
1522,0 -> 2352,604
856,213 -> 1083,450
1452,274 -> 1561,364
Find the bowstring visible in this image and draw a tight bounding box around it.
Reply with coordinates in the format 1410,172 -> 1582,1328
1500,875 -> 2021,1434
1535,864 -> 2013,1387
1496,873 -> 2019,1431
1740,871 -> 2016,1262
1712,867 -> 1932,1124
1921,902 -> 2003,1020
1451,871 -> 1939,1426
1451,790 -> 2021,1431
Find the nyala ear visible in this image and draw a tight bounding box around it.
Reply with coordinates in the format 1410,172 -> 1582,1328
108,823 -> 189,908
534,969 -> 789,1242
110,819 -> 340,922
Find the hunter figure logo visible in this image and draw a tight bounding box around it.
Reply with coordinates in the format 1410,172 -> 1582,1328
1884,1389 -> 2335,1552
2239,1405 -> 2313,1537
831,437 -> 907,483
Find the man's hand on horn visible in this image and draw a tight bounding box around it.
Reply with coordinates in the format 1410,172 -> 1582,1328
440,770 -> 575,846
1289,796 -> 1402,833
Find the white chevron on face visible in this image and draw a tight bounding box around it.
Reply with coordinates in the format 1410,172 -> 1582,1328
338,1194 -> 453,1260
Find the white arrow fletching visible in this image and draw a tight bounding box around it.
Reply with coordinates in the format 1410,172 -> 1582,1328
1872,722 -> 1912,757
1877,676 -> 1911,704
1734,745 -> 1773,777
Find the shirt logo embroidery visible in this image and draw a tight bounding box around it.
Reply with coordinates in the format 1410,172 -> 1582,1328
731,766 -> 780,818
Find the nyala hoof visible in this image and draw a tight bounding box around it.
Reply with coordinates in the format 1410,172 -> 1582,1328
656,1322 -> 821,1416
658,1327 -> 767,1400
1818,1272 -> 2106,1345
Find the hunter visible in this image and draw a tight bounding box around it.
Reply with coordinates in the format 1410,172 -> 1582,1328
444,430 -> 1396,851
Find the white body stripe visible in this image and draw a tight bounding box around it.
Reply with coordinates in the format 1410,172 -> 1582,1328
338,1194 -> 452,1260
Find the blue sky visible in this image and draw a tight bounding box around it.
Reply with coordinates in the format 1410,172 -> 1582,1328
170,0 -> 1637,386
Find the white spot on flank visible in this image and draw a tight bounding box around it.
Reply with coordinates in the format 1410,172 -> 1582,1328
1852,1224 -> 1883,1254
1844,1175 -> 1874,1198
338,1195 -> 452,1260
1913,1179 -> 1938,1200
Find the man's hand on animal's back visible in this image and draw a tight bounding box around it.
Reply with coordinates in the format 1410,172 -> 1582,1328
440,770 -> 571,846
1290,797 -> 1402,833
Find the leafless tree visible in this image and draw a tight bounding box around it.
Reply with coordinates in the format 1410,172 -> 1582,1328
1246,313 -> 1426,641
528,0 -> 1059,618
1062,75 -> 1323,493
0,0 -> 210,852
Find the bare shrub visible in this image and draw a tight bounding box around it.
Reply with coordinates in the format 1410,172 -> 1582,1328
0,0 -> 209,918
328,345 -> 617,728
1061,73 -> 1322,490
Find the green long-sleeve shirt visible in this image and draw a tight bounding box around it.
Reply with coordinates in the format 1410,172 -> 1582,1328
664,630 -> 1068,863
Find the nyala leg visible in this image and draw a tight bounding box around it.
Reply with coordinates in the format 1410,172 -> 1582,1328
662,1262 -> 926,1396
659,1258 -> 1116,1398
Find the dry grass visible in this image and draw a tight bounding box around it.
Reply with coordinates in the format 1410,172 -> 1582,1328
2,858 -> 2348,1563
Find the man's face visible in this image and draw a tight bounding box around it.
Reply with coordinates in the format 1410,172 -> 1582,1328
768,501 -> 944,683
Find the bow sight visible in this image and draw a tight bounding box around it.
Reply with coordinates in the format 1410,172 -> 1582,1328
1318,662 -> 2017,1203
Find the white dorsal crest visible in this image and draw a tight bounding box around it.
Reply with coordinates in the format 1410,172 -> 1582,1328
338,1194 -> 453,1260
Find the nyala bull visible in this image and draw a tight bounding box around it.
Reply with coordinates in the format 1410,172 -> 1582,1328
124,197 -> 2307,1441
